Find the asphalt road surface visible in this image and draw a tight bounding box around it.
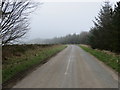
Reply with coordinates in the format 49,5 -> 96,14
13,45 -> 118,88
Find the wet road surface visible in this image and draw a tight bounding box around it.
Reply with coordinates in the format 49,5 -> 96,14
13,45 -> 118,88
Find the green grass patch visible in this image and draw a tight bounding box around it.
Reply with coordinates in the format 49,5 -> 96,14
2,44 -> 67,83
80,45 -> 120,73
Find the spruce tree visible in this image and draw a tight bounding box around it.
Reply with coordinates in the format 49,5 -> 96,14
89,1 -> 113,50
111,1 -> 120,52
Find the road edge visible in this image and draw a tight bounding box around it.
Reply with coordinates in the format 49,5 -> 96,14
2,45 -> 67,89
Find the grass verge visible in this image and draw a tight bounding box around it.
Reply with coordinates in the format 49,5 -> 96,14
2,44 -> 67,83
80,45 -> 120,73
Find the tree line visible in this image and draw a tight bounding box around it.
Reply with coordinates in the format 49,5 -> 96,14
47,1 -> 120,53
88,1 -> 120,53
1,1 -> 119,53
46,32 -> 89,44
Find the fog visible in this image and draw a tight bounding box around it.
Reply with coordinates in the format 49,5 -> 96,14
23,1 -> 118,42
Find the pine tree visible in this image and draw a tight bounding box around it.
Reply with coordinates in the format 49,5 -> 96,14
89,1 -> 113,50
111,1 -> 120,52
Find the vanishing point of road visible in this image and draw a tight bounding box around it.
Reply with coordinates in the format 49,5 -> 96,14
13,45 -> 118,88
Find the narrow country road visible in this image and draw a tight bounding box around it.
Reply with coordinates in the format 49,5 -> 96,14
13,45 -> 118,88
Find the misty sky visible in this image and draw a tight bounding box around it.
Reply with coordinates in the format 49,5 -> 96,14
25,1 -> 118,41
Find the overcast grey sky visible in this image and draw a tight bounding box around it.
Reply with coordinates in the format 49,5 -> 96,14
25,1 -> 118,41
